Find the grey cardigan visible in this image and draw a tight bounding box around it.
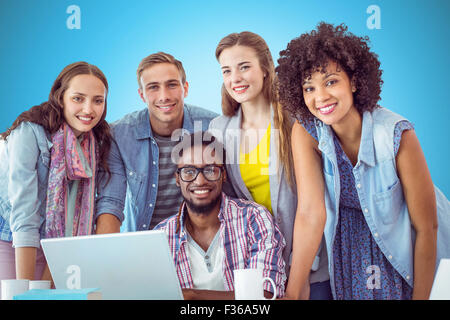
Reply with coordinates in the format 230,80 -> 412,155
209,107 -> 329,283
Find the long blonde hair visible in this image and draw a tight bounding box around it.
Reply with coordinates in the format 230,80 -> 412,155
215,31 -> 294,187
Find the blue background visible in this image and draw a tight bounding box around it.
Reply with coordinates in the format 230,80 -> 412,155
1,0 -> 449,195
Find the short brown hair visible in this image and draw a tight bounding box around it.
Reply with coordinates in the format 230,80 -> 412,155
136,52 -> 187,89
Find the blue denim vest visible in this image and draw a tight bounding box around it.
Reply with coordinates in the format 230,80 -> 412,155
315,107 -> 450,298
0,122 -> 52,247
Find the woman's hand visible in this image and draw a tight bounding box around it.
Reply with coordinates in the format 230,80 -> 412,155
41,263 -> 55,288
282,281 -> 310,300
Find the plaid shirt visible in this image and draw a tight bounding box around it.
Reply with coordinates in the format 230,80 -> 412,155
154,193 -> 287,296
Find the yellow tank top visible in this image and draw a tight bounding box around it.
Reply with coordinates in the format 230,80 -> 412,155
239,123 -> 272,214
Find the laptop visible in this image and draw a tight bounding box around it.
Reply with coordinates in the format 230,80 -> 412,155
41,230 -> 183,300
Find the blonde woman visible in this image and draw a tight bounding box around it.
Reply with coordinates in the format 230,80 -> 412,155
209,31 -> 331,299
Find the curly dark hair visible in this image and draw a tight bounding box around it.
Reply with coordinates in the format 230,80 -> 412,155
276,22 -> 383,122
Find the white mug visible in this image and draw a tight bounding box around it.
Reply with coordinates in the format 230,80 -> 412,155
29,280 -> 51,290
1,279 -> 29,300
233,268 -> 277,300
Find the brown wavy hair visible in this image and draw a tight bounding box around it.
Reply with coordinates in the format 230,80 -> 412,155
215,31 -> 294,187
276,22 -> 383,123
0,61 -> 112,178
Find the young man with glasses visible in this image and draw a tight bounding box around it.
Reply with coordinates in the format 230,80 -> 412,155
154,132 -> 287,299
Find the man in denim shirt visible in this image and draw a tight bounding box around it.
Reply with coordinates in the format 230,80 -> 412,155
95,52 -> 218,233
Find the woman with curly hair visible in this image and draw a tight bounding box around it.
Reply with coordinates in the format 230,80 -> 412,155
276,22 -> 450,300
0,62 -> 112,293
209,31 -> 331,299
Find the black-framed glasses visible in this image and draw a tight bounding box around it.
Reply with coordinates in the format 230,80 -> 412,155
176,165 -> 224,182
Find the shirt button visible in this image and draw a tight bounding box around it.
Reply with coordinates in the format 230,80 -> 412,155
142,224 -> 147,228
152,184 -> 156,188
406,275 -> 410,280
364,208 -> 369,213
206,263 -> 211,267
357,184 -> 361,189
129,172 -> 133,176
374,233 -> 379,237
388,255 -> 393,260
205,255 -> 209,260
152,161 -> 156,165
149,203 -> 153,207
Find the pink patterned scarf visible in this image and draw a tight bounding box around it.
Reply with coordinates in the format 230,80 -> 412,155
44,123 -> 97,238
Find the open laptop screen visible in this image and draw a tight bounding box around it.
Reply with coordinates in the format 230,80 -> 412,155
41,230 -> 183,300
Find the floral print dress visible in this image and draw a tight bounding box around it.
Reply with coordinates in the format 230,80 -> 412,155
331,121 -> 414,300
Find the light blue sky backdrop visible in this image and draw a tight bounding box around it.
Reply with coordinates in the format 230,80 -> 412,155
1,0 -> 449,195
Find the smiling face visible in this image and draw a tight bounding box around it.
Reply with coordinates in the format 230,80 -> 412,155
62,74 -> 106,137
176,144 -> 225,216
138,63 -> 188,135
218,45 -> 266,106
302,60 -> 358,126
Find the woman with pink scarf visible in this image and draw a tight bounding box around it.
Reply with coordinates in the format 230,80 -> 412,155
0,62 -> 112,292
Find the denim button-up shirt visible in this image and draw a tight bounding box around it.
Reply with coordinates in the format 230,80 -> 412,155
0,122 -> 52,248
315,107 -> 450,298
95,104 -> 218,232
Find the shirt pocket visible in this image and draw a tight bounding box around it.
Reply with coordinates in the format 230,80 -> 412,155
323,171 -> 337,211
125,168 -> 144,206
373,179 -> 405,225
